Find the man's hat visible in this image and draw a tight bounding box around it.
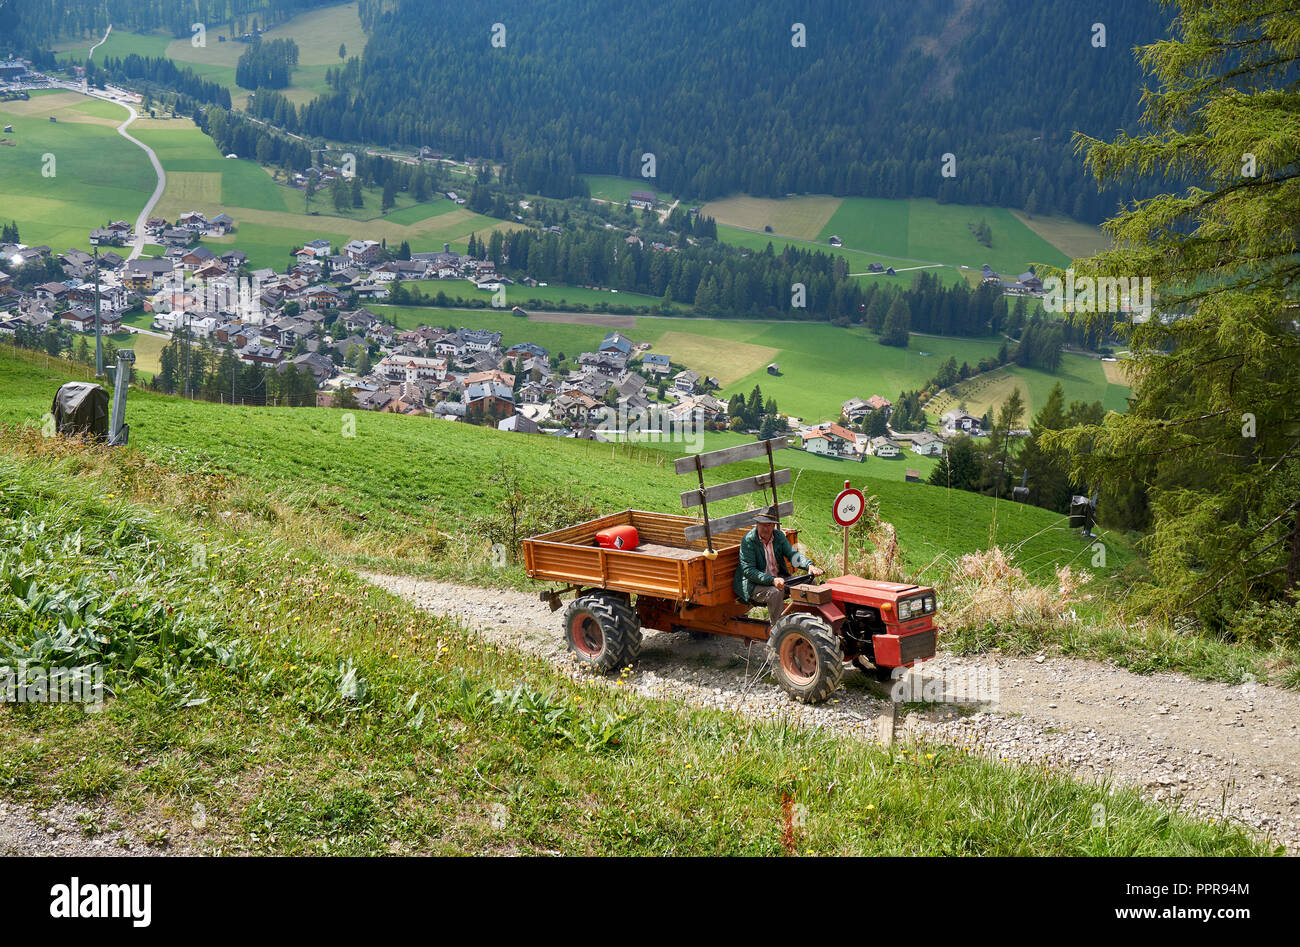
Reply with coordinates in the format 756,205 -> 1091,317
752,506 -> 780,524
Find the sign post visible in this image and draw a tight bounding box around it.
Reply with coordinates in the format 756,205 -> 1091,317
831,480 -> 866,575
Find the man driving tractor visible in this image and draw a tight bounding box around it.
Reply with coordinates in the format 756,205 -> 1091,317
734,507 -> 824,622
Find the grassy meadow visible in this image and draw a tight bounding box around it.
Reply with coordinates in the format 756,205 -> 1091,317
55,3 -> 367,110
702,193 -> 1084,279
0,414 -> 1262,855
0,92 -> 156,251
581,174 -> 675,205
0,346 -> 1286,853
0,345 -> 1120,582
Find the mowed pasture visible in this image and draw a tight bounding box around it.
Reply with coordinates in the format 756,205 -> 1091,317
816,198 -> 1073,275
705,194 -> 1082,277
124,116 -> 523,269
925,354 -> 1130,424
650,330 -> 780,386
1011,210 -> 1111,261
700,194 -> 842,240
580,174 -> 675,205
163,2 -> 368,108
0,92 -> 154,251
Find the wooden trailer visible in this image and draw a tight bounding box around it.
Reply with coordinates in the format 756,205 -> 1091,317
522,436 -> 940,702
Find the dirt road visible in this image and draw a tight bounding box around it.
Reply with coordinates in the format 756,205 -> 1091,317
366,574 -> 1300,852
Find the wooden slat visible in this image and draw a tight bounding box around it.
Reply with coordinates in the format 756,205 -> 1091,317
683,500 -> 794,541
681,468 -> 791,508
674,437 -> 788,475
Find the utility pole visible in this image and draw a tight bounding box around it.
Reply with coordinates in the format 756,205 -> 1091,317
90,233 -> 103,378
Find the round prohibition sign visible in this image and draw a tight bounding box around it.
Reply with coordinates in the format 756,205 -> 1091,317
832,483 -> 866,528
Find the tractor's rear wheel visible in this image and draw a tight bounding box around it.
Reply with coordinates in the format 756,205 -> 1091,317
768,612 -> 843,704
562,594 -> 642,673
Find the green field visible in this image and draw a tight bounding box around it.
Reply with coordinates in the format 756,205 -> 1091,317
0,94 -> 518,270
817,198 -> 1071,274
705,195 -> 1093,292
715,225 -> 971,290
54,28 -> 172,63
373,306 -> 1125,423
403,282 -> 672,312
926,354 -> 1131,423
2,361 -> 1260,856
581,174 -> 674,206
0,92 -> 155,252
0,346 -> 1122,581
173,3 -> 367,108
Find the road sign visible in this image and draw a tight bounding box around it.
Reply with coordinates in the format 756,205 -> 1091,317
832,482 -> 866,528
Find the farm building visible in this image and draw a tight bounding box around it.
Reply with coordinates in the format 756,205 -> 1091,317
629,190 -> 657,209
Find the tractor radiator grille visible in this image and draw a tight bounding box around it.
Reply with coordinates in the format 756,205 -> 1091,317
899,629 -> 937,664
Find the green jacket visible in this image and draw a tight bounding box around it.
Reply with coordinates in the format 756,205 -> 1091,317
733,526 -> 811,603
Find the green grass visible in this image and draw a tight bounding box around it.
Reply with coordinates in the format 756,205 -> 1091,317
54,29 -> 172,64
926,354 -> 1131,425
715,225 -> 971,290
380,200 -> 461,226
0,349 -> 1281,854
160,2 -> 368,111
402,282 -> 672,311
0,434 -> 1265,855
814,198 -> 1071,275
581,174 -> 674,205
708,195 -> 1086,288
0,344 -> 1116,582
0,92 -> 154,251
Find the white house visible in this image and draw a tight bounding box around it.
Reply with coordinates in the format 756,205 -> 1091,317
802,431 -> 832,454
870,436 -> 902,458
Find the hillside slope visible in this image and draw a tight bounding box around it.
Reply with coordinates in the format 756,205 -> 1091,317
0,348 -> 1128,581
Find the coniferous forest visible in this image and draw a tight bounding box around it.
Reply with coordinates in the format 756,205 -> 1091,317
277,0 -> 1172,219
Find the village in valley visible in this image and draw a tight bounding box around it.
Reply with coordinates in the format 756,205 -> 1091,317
0,206 -> 991,467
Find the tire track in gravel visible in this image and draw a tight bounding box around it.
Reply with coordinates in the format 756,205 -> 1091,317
365,574 -> 1300,852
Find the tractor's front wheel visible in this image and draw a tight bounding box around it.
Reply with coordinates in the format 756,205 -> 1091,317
768,612 -> 843,704
562,594 -> 642,673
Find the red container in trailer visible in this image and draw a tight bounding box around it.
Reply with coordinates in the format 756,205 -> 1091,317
595,525 -> 640,550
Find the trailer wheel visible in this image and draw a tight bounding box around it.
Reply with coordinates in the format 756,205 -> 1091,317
562,594 -> 642,673
768,612 -> 843,704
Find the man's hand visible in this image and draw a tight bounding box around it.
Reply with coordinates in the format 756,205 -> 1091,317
773,577 -> 785,591
809,565 -> 824,578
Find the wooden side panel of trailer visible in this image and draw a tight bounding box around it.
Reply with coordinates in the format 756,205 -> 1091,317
523,509 -> 796,605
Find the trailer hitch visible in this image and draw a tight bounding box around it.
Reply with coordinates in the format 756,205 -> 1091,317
539,584 -> 584,611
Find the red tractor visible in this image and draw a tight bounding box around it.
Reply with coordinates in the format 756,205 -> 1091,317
522,438 -> 939,703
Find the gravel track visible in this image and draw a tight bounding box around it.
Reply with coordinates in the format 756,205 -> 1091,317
0,800 -> 189,856
366,573 -> 1300,853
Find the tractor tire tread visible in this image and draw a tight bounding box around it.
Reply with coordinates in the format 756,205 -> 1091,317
767,611 -> 843,704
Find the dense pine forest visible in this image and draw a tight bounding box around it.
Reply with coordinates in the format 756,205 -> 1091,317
281,0 -> 1167,220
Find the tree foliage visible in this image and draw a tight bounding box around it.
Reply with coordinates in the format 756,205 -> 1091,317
1043,0 -> 1300,622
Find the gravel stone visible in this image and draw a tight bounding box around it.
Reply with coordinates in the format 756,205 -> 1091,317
367,573 -> 1300,854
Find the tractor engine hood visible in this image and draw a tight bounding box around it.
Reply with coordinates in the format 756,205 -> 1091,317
824,576 -> 923,607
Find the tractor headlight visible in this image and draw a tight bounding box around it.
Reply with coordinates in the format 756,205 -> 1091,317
924,595 -> 935,613
898,600 -> 912,620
